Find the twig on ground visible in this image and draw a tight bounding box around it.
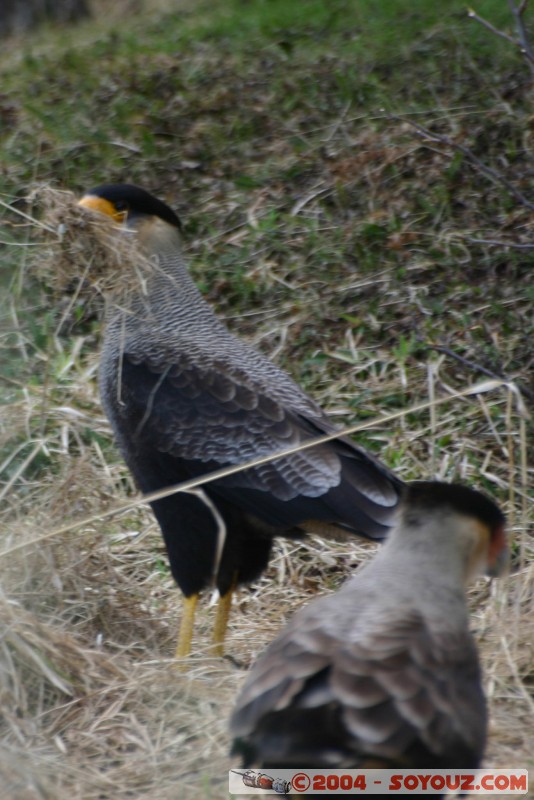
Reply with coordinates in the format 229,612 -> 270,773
463,237 -> 534,249
467,9 -> 517,47
424,344 -> 534,403
468,1 -> 534,77
508,0 -> 534,70
390,113 -> 534,211
425,343 -> 506,381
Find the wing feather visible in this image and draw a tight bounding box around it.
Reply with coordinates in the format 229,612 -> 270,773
231,597 -> 486,767
100,330 -> 401,535
117,349 -> 359,501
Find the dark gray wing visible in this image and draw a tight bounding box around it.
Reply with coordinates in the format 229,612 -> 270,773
107,339 -> 399,521
231,603 -> 486,768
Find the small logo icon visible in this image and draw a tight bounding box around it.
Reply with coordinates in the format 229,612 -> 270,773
231,769 -> 292,794
292,772 -> 311,792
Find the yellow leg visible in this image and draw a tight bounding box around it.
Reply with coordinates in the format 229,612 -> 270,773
211,587 -> 234,657
175,593 -> 199,659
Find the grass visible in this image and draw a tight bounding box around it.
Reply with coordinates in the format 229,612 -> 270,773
1,0 -> 533,798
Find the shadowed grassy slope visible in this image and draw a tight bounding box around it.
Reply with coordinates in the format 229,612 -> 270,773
2,0 -> 532,401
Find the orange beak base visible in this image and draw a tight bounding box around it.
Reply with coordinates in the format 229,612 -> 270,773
78,195 -> 126,223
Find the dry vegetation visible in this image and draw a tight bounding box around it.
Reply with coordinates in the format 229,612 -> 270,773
0,1 -> 533,798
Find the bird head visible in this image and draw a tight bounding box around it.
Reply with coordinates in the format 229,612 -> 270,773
402,481 -> 508,582
78,184 -> 181,232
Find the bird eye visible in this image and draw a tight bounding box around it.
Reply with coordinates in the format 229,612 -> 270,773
114,200 -> 129,212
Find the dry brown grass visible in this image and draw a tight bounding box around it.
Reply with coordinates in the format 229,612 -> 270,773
31,185 -> 158,305
1,186 -> 532,800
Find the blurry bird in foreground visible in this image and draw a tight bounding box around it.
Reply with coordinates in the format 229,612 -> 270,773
230,481 -> 507,789
77,184 -> 403,658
